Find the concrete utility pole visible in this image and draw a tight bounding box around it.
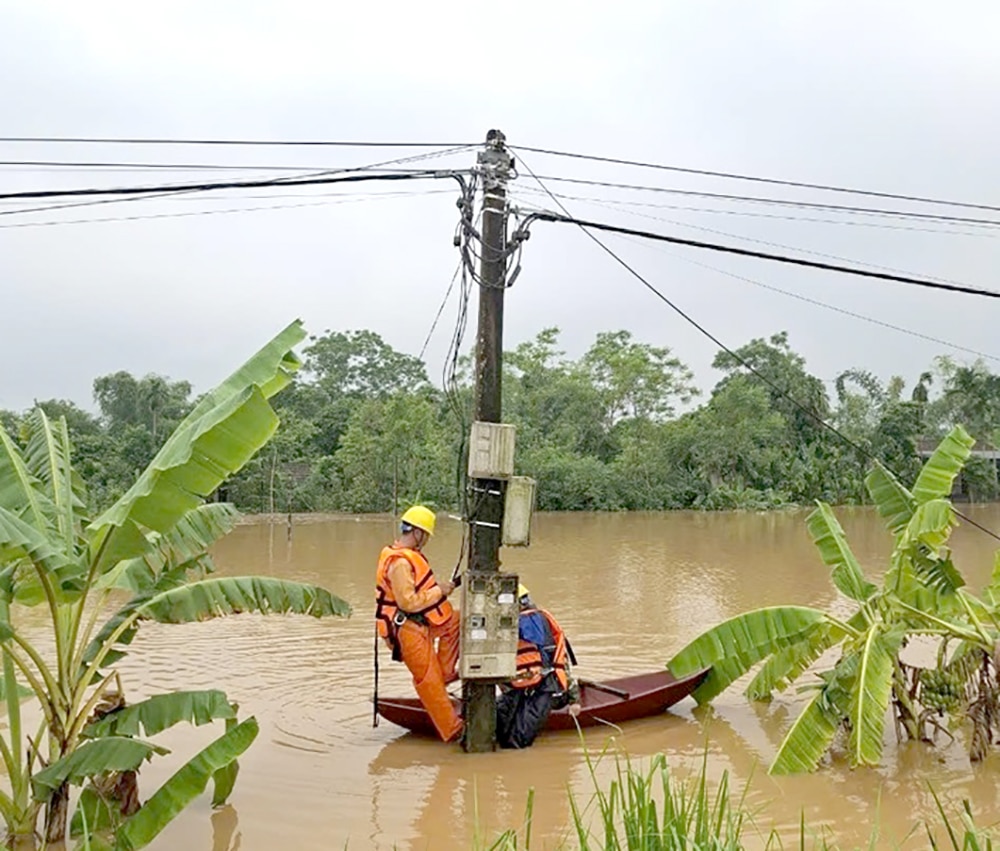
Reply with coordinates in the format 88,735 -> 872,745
462,130 -> 514,753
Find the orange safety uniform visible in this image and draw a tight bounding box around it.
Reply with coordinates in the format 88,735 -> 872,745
511,608 -> 570,693
375,545 -> 462,742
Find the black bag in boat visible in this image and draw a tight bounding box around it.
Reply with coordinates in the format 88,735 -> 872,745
497,688 -> 552,749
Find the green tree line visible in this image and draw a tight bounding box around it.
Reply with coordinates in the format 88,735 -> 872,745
4,329 -> 999,515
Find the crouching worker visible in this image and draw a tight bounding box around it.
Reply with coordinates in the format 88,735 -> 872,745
375,505 -> 463,743
497,584 -> 581,749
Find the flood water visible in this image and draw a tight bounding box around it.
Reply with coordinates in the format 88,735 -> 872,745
107,508 -> 1000,849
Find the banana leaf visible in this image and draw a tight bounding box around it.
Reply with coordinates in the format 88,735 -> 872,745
895,500 -> 966,596
0,430 -> 54,530
903,499 -> 957,554
84,576 -> 350,666
115,718 -> 259,851
32,739 -> 168,801
768,688 -> 843,776
910,553 -> 966,598
806,502 -> 876,602
864,463 -> 915,535
21,411 -> 88,536
97,504 -> 240,593
211,716 -> 240,808
985,552 -> 1000,608
88,320 -> 305,567
83,690 -> 236,739
667,606 -> 830,704
0,505 -> 79,592
911,426 -> 974,506
848,628 -> 902,767
769,652 -> 859,775
745,621 -> 845,701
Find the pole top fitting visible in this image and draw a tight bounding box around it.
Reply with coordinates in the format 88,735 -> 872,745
477,130 -> 514,188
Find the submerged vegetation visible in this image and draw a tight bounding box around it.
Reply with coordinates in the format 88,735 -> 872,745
669,426 -> 1000,773
4,328 -> 999,516
0,320 -> 350,848
481,744 -> 997,850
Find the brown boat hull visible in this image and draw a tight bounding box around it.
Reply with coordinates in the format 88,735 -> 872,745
375,669 -> 709,738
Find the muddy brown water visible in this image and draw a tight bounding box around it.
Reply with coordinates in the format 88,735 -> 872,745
75,509 -> 1000,848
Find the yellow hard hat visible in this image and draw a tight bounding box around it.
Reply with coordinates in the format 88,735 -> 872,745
401,505 -> 436,536
517,583 -> 530,599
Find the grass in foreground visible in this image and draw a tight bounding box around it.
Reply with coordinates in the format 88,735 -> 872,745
478,744 -> 998,850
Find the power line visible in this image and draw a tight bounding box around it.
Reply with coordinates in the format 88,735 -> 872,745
0,189 -> 452,230
515,185 -> 999,358
519,212 -> 1000,300
0,170 -> 467,220
0,188 -> 203,219
531,175 -> 1000,229
0,146 -> 474,219
613,232 -> 1000,364
0,160 -> 331,172
419,263 -> 463,361
510,185 -> 1000,239
0,136 -> 475,148
14,137 -> 997,216
513,188 -> 972,287
516,156 -> 1000,545
547,188 -> 998,351
0,168 -> 462,202
514,144 -> 1000,215
0,145 -> 477,174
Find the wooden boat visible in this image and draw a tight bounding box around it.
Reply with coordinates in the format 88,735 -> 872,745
375,669 -> 709,738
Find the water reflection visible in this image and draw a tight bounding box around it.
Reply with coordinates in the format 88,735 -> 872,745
211,806 -> 241,851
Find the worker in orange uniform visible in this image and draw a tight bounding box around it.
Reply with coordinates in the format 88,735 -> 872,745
375,505 -> 463,742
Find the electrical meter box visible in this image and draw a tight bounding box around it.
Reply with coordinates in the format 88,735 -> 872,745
468,422 -> 516,480
459,571 -> 519,680
502,476 -> 537,547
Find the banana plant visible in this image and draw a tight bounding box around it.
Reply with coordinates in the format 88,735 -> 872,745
670,426 -> 1000,774
0,320 -> 351,848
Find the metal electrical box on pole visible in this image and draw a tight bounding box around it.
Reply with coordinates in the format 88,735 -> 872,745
459,572 -> 519,679
462,130 -> 514,753
502,476 -> 537,546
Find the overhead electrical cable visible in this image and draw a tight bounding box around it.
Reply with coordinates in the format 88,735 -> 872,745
0,136 -> 475,148
0,160 -> 321,172
515,154 -> 1000,544
514,188 -> 998,358
509,185 -> 1000,239
611,231 -> 1000,364
529,175 -> 1000,229
0,146 -> 473,219
0,146 -> 477,174
0,168 -> 462,202
513,145 -> 1000,215
419,263 -> 463,361
12,137 -> 996,215
0,189 -> 453,230
518,212 -> 1000,300
512,189 -> 971,287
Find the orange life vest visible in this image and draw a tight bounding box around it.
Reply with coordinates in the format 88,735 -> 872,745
511,608 -> 569,692
375,546 -> 453,655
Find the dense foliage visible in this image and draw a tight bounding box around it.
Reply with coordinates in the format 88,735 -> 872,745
4,329 -> 998,516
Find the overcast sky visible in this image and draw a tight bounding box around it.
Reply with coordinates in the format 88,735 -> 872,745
2,1 -> 999,414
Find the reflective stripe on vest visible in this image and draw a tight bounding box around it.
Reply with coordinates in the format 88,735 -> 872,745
374,545 -> 453,646
510,608 -> 569,692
